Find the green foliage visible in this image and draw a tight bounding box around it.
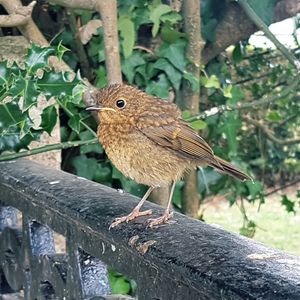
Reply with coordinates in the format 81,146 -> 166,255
1,1 -> 299,295
0,45 -> 81,153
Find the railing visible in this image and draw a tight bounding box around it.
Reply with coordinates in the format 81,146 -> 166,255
0,159 -> 300,300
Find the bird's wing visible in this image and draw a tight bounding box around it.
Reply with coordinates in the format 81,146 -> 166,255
139,119 -> 216,163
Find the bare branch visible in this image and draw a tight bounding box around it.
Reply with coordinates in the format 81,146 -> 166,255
0,1 -> 36,27
242,116 -> 300,146
187,77 -> 300,122
49,0 -> 122,83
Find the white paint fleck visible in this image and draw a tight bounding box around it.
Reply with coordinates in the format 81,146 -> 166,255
111,244 -> 116,252
49,181 -> 60,185
102,242 -> 105,254
247,253 -> 278,260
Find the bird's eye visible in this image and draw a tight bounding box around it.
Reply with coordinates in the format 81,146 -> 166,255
116,99 -> 126,109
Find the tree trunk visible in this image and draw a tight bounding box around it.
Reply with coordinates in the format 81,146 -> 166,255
181,0 -> 204,218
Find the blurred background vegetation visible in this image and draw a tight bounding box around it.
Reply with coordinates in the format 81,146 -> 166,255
0,0 -> 300,294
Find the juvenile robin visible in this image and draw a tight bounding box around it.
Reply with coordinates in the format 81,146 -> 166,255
86,84 -> 251,228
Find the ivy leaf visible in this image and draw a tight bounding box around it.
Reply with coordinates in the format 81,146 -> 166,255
79,130 -> 102,154
25,44 -> 55,74
71,155 -> 98,180
122,51 -> 146,83
227,86 -> 244,105
157,39 -> 187,71
146,73 -> 170,99
281,194 -> 296,214
223,85 -> 232,98
149,4 -> 172,37
119,15 -> 135,58
153,58 -> 182,90
246,180 -> 263,201
204,75 -> 220,89
266,111 -> 282,122
220,112 -> 241,156
183,72 -> 199,92
161,24 -> 186,43
190,120 -> 207,130
40,105 -> 58,135
232,44 -> 243,64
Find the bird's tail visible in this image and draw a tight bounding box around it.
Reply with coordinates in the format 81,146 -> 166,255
209,156 -> 252,181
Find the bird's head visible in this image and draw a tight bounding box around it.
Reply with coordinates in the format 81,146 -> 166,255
86,84 -> 149,124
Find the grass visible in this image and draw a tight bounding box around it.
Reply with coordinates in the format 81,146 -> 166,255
202,186 -> 300,256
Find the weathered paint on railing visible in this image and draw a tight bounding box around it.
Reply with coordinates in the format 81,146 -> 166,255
0,159 -> 300,299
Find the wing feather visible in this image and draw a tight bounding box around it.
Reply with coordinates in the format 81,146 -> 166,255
140,119 -> 216,163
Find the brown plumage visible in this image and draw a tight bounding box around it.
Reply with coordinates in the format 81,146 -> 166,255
87,84 -> 251,228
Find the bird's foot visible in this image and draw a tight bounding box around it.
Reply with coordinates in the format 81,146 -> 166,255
147,210 -> 174,228
109,208 -> 152,229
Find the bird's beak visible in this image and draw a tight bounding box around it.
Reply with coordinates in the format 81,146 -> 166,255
86,105 -> 116,112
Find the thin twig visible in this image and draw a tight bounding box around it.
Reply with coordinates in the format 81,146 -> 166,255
242,116 -> 300,146
187,77 -> 300,122
0,138 -> 98,162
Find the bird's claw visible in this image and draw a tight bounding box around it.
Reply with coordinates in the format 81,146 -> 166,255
109,209 -> 152,229
147,211 -> 174,228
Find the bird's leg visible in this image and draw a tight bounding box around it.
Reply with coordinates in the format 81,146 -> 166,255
109,186 -> 155,229
147,181 -> 176,228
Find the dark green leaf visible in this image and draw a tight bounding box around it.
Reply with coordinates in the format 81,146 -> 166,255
153,58 -> 182,90
71,155 -> 98,180
119,15 -> 135,58
232,44 -> 243,64
157,39 -> 187,71
79,130 -> 102,154
40,105 -> 58,135
149,4 -> 172,37
25,44 -> 55,74
68,114 -> 81,134
38,71 -> 81,98
122,52 -> 146,83
145,73 -> 170,99
281,194 -> 296,214
183,72 -> 200,92
161,24 -> 186,43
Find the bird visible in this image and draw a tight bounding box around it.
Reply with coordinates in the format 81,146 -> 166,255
86,84 -> 251,228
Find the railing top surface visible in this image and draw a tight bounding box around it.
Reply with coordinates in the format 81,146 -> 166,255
0,159 -> 300,300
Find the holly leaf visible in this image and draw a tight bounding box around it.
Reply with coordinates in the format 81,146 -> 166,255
38,71 -> 81,99
68,114 -> 82,134
25,44 -> 55,74
40,105 -> 58,135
